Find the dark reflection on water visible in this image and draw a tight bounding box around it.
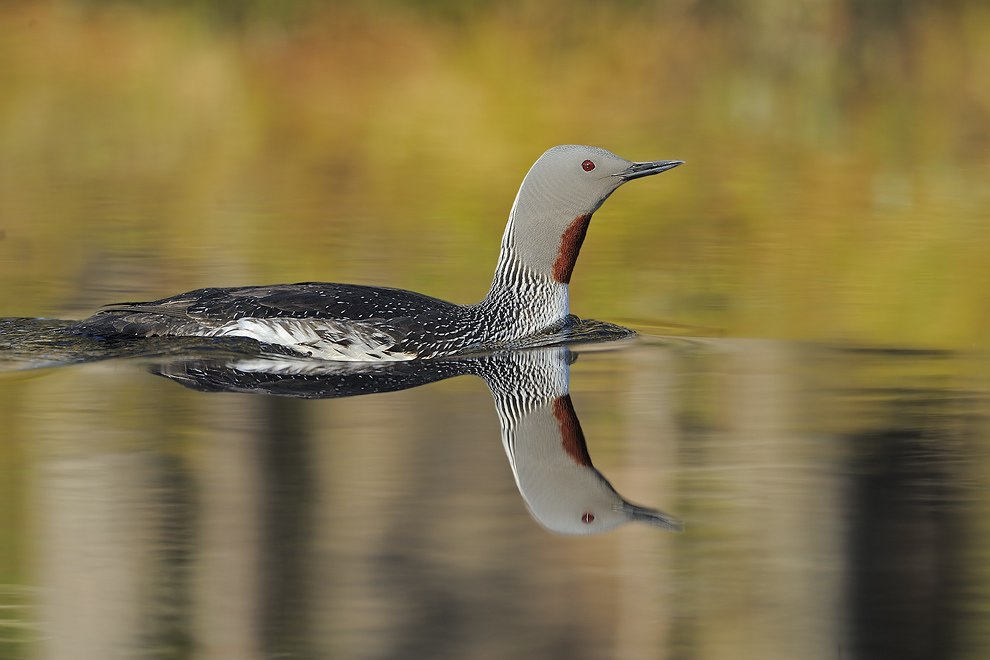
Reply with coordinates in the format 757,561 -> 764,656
1,326 -> 990,658
259,397 -> 315,660
840,354 -> 974,660
848,420 -> 960,660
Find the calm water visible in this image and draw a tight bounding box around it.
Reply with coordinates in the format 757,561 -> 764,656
1,327 -> 989,659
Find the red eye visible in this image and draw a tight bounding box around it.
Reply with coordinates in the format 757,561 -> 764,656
582,160 -> 595,172
582,511 -> 595,524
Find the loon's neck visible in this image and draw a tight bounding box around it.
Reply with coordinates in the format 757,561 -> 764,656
474,208 -> 571,342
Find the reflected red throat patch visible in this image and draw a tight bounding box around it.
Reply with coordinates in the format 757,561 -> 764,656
552,214 -> 592,284
552,395 -> 593,467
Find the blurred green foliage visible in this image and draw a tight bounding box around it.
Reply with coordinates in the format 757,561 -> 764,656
0,0 -> 988,348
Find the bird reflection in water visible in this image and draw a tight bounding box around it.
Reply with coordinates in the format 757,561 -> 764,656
154,344 -> 683,534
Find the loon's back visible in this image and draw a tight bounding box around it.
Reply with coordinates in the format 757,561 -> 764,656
75,282 -> 477,361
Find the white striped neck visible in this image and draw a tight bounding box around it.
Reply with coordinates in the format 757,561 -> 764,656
475,237 -> 570,343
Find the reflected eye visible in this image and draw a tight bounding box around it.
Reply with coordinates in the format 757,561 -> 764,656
582,160 -> 595,172
581,511 -> 595,524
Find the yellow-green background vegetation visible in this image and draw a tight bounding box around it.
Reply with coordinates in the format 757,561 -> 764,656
1,0 -> 989,347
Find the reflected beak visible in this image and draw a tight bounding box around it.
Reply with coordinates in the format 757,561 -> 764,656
620,500 -> 685,532
616,159 -> 684,181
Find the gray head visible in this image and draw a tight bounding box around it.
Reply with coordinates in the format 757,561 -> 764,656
505,393 -> 683,535
506,145 -> 682,283
519,462 -> 685,535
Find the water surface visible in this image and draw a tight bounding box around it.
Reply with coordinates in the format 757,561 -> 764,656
2,331 -> 989,659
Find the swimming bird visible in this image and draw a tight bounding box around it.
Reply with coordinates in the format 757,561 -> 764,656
71,145 -> 682,360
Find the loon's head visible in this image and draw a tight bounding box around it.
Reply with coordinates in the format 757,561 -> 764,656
506,145 -> 683,283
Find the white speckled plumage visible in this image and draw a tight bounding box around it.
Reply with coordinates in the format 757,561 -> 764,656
71,146 -> 682,360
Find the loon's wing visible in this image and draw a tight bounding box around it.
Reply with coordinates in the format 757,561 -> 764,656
97,283 -> 456,322
189,283 -> 460,322
70,282 -> 468,360
75,283 -> 456,329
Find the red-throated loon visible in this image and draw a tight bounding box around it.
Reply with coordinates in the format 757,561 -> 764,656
71,145 -> 682,360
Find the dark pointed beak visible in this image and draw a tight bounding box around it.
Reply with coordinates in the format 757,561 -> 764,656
620,500 -> 685,532
616,159 -> 684,181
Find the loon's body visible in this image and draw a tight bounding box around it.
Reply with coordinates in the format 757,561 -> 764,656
72,145 -> 682,360
82,281 -> 556,361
